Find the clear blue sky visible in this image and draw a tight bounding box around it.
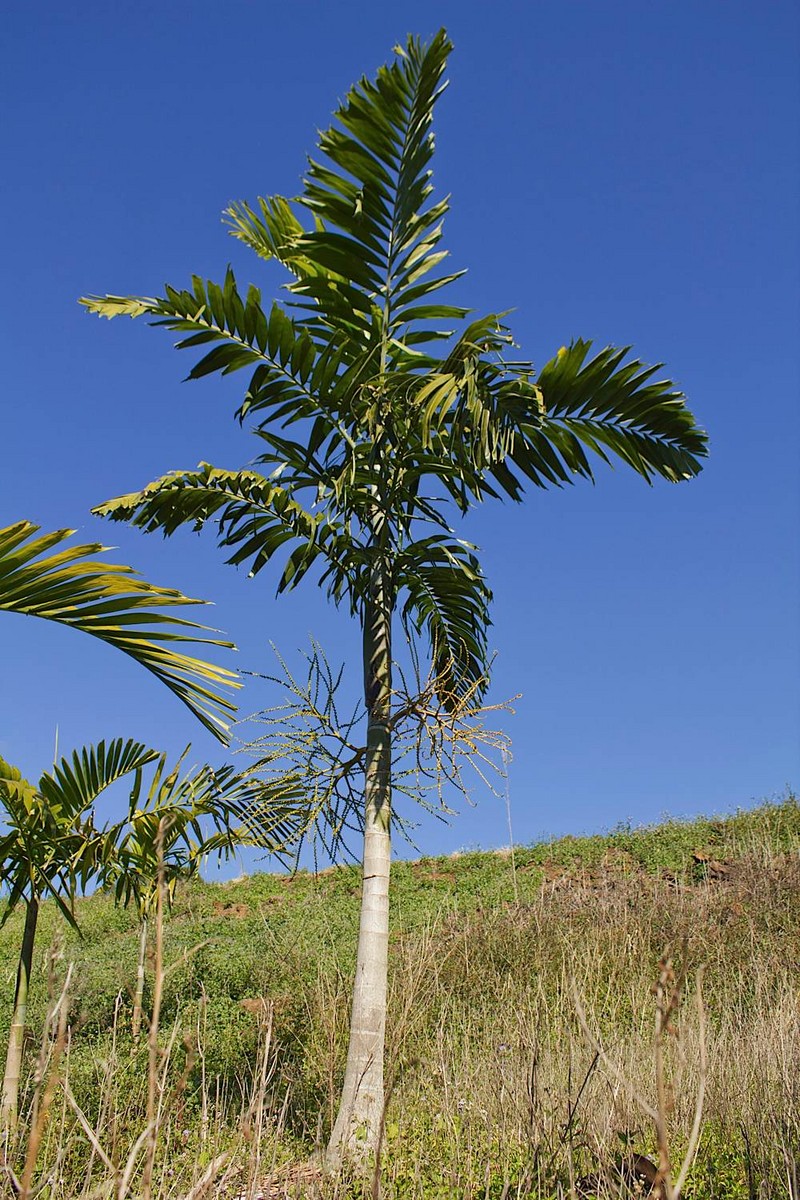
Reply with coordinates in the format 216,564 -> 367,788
2,1 -> 798,869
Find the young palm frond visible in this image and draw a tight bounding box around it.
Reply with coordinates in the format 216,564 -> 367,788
0,740 -> 159,927
105,746 -> 308,915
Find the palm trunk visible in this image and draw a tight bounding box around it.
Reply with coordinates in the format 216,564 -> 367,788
1,898 -> 39,1132
132,916 -> 148,1043
326,559 -> 392,1166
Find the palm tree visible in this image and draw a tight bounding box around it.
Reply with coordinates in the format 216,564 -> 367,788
80,30 -> 708,1160
0,521 -> 239,741
0,740 -> 299,1131
104,748 -> 298,1041
0,739 -> 159,1130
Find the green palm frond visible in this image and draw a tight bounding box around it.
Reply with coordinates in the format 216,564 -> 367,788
396,536 -> 492,705
80,270 -> 375,453
38,739 -> 159,817
294,30 -> 463,340
224,32 -> 466,349
82,272 -> 328,418
0,522 -> 239,741
0,738 -> 307,922
225,195 -> 310,270
0,739 -> 160,925
94,464 -> 373,606
94,462 -> 314,543
107,749 -> 308,913
532,340 -> 708,484
0,757 -> 40,811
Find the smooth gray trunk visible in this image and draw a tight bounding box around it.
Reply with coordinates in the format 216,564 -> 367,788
326,562 -> 392,1166
1,898 -> 39,1132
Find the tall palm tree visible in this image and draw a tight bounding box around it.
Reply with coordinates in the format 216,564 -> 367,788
0,739 -> 158,1130
0,521 -> 239,741
81,30 -> 708,1160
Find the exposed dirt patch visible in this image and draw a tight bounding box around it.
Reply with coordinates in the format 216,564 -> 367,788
213,901 -> 250,918
692,848 -> 737,880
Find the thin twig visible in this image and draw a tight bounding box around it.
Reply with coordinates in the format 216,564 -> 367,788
141,819 -> 167,1200
62,1082 -> 117,1175
19,963 -> 73,1200
501,746 -> 518,903
116,1124 -> 153,1200
571,980 -> 659,1124
560,1051 -> 600,1153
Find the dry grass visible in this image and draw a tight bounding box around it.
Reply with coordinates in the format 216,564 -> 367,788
1,802 -> 798,1198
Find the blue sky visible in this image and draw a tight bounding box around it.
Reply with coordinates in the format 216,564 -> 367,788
2,0 -> 798,869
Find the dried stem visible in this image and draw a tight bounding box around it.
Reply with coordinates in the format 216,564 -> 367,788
573,950 -> 707,1200
672,967 -> 708,1199
183,1152 -> 231,1200
571,981 -> 659,1125
19,961 -> 73,1200
62,1082 -> 117,1176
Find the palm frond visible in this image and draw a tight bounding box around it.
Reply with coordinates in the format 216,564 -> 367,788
0,757 -> 40,812
106,750 -> 309,913
296,31 -> 459,341
38,739 -> 159,816
0,740 -> 159,921
396,536 -> 492,707
221,31 -> 461,348
224,195 -> 310,270
94,464 -> 371,604
0,522 -> 239,742
533,340 -> 708,484
81,270 -> 339,421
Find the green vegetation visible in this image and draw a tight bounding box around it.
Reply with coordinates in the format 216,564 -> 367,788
0,739 -> 294,1134
0,739 -> 159,1129
2,796 -> 797,1197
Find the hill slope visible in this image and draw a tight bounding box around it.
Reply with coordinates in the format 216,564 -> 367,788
1,796 -> 798,1197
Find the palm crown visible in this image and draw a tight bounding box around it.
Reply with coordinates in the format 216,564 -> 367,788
83,30 -> 707,706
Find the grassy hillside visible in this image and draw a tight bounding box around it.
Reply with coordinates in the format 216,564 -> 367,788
1,796 -> 798,1198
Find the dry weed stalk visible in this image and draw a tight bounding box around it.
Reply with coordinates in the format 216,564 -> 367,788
62,1081 -> 116,1177
367,917 -> 455,1199
182,1152 -> 233,1200
241,999 -> 277,1200
573,950 -> 707,1200
16,956 -> 74,1200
